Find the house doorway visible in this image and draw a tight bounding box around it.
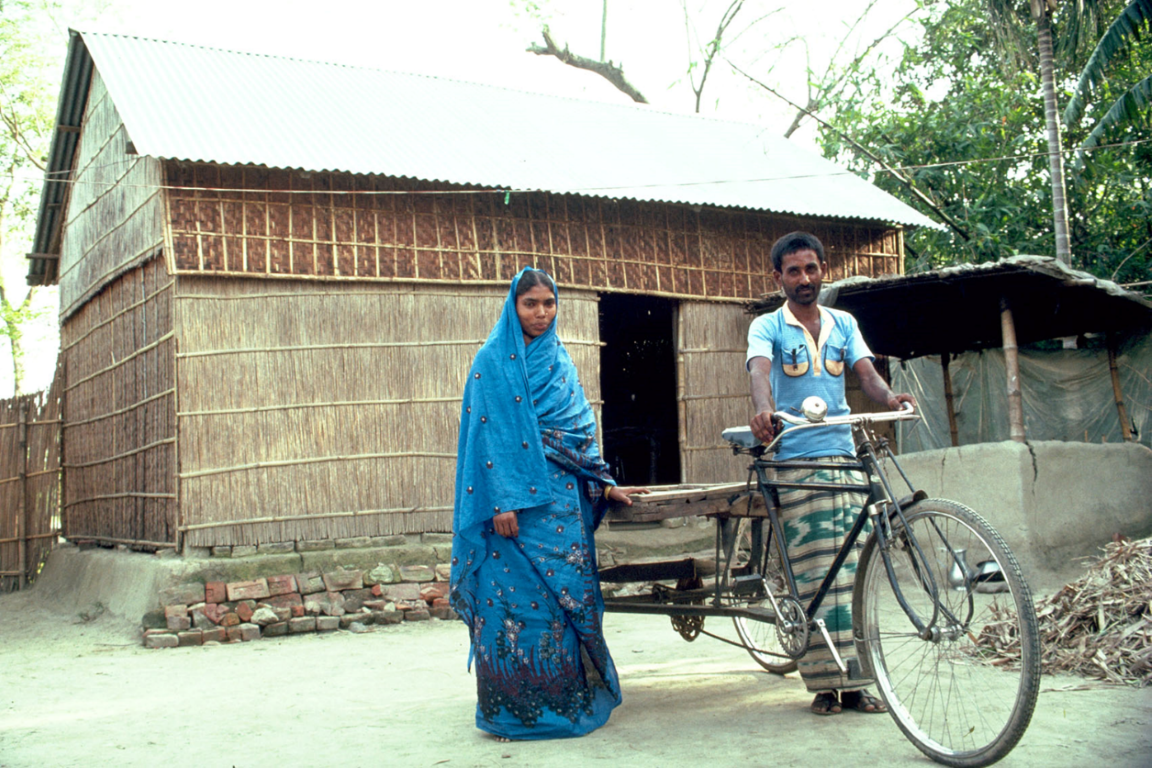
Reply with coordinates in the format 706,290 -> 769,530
598,294 -> 680,485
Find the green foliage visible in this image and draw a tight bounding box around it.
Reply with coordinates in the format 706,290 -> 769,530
819,0 -> 1151,287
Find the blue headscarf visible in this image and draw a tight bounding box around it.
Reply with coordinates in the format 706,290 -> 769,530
450,267 -> 613,629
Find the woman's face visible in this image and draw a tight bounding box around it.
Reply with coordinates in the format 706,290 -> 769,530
516,284 -> 557,342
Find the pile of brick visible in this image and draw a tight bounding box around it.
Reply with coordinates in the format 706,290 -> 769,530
142,563 -> 456,648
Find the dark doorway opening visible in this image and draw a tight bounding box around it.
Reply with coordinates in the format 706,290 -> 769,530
598,294 -> 680,486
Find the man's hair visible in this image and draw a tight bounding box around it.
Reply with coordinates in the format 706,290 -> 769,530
515,268 -> 556,298
771,232 -> 825,273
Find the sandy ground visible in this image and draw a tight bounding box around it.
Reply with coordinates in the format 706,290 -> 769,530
1,587 -> 1150,768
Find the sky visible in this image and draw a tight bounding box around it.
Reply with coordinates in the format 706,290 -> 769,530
10,0 -> 926,396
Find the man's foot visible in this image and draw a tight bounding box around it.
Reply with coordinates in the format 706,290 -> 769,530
841,689 -> 887,713
810,691 -> 841,716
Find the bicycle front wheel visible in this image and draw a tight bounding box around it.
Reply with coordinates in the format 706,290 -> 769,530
854,499 -> 1040,768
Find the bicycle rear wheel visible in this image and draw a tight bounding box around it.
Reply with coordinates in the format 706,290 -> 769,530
854,499 -> 1040,767
729,518 -> 798,675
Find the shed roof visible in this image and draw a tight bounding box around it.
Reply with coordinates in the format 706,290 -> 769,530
749,256 -> 1152,359
28,30 -> 938,285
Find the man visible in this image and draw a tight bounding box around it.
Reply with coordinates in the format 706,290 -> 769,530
746,231 -> 915,716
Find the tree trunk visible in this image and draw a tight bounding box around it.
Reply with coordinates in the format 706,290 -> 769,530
1036,10 -> 1073,266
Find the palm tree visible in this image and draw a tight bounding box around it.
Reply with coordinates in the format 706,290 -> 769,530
1063,0 -> 1152,164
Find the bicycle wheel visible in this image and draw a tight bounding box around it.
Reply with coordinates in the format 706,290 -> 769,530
730,518 -> 799,675
854,499 -> 1040,768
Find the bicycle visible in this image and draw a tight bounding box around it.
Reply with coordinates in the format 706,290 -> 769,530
602,400 -> 1041,767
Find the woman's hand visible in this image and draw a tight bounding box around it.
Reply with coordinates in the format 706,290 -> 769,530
606,486 -> 650,507
493,510 -> 519,538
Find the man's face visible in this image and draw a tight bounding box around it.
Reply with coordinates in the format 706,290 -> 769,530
774,249 -> 824,306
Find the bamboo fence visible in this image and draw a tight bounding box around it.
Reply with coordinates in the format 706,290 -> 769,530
61,256 -> 177,549
163,162 -> 903,302
0,369 -> 63,593
175,278 -> 602,547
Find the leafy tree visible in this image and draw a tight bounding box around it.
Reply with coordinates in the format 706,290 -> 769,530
820,0 -> 1151,288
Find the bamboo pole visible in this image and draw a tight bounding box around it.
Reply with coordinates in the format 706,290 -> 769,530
1000,299 -> 1026,443
0,532 -> 57,546
179,505 -> 455,532
68,535 -> 177,549
1106,332 -> 1134,442
18,401 -> 28,589
676,306 -> 688,482
179,451 -> 457,480
941,352 -> 960,447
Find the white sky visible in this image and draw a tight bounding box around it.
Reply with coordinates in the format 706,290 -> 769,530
10,0 -> 924,395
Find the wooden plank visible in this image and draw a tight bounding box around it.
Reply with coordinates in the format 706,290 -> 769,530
606,482 -> 768,522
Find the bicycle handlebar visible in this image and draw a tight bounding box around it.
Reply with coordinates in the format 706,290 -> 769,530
721,402 -> 918,453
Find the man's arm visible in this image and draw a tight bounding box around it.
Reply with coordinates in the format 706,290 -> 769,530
749,356 -> 777,442
853,358 -> 916,411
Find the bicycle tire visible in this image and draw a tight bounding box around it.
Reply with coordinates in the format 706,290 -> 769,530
730,518 -> 799,675
854,499 -> 1040,767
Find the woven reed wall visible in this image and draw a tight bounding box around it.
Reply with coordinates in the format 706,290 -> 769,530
58,69 -> 166,321
0,372 -> 63,593
61,256 -> 177,548
164,162 -> 903,301
678,301 -> 754,483
175,278 -> 602,547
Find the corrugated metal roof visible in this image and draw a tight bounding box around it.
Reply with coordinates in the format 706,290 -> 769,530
84,31 -> 937,225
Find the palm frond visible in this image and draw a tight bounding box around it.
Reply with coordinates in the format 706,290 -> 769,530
1073,72 -> 1152,167
1064,0 -> 1152,125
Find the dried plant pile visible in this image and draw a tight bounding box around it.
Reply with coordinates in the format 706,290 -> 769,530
975,538 -> 1152,686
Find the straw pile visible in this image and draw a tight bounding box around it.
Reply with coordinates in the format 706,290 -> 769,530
976,537 -> 1152,686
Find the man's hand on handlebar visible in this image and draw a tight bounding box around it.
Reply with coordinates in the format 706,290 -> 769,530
887,392 -> 917,411
750,410 -> 780,443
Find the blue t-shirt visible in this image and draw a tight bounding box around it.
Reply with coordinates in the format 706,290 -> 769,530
745,305 -> 873,460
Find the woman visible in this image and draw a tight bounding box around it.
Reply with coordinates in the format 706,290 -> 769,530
449,267 -> 644,741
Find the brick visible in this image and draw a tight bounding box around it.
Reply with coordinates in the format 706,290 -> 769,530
374,610 -> 404,625
236,602 -> 255,623
363,599 -> 389,611
201,627 -> 226,643
177,630 -> 203,647
202,603 -> 227,625
289,616 -> 317,634
145,633 -> 179,649
191,606 -> 215,629
404,609 -> 431,622
232,545 -> 257,558
371,535 -> 407,547
166,615 -> 192,631
164,604 -> 188,618
266,574 -> 297,596
342,588 -> 374,612
322,568 -> 363,592
295,572 -> 325,595
435,564 -> 452,581
380,583 -> 421,602
371,584 -> 383,597
296,539 -> 334,552
141,610 -> 167,630
263,621 -> 288,638
363,565 -> 396,586
238,623 -> 261,641
263,593 -> 303,610
270,606 -> 292,622
399,565 -> 435,583
205,581 -> 227,604
251,607 -> 279,626
303,591 -> 346,617
291,605 -> 305,618
159,583 -> 206,606
226,578 -> 271,601
220,612 -> 240,628
226,626 -> 244,642
316,616 -> 340,632
429,606 -> 457,621
419,583 -> 449,603
432,597 -> 450,608
211,546 -> 232,557
340,612 -> 373,628
420,532 -> 453,544
258,542 -> 296,555
335,536 -> 371,549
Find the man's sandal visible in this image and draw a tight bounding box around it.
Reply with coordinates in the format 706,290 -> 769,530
810,691 -> 842,716
841,689 -> 887,713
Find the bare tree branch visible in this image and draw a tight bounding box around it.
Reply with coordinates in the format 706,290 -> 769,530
528,25 -> 648,104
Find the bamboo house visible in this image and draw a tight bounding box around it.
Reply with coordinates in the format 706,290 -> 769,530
27,31 -> 937,553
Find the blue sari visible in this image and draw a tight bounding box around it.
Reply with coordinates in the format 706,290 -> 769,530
450,268 -> 621,740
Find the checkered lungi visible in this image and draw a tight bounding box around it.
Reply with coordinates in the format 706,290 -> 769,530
776,456 -> 873,693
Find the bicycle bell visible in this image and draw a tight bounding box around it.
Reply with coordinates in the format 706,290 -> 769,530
801,396 -> 828,422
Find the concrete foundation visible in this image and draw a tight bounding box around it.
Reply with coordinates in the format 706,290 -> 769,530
896,440 -> 1152,587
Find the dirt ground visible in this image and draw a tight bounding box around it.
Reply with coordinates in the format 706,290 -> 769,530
1,586 -> 1150,768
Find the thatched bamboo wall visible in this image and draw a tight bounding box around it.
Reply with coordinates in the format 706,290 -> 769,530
0,374 -> 63,592
61,257 -> 177,548
175,279 -> 601,547
58,70 -> 166,321
678,302 -> 754,483
164,162 -> 903,300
